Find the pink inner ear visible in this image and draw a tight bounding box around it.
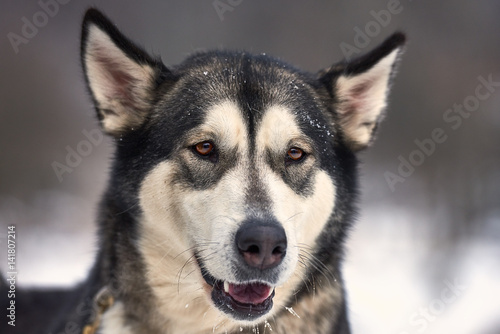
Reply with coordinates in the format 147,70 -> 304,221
344,82 -> 373,116
94,51 -> 137,105
350,82 -> 371,97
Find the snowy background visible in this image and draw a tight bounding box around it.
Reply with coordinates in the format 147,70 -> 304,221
1,1 -> 500,333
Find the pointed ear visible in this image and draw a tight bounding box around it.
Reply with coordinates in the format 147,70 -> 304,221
320,33 -> 406,151
80,8 -> 168,136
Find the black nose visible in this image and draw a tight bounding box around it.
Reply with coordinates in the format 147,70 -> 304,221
235,221 -> 287,270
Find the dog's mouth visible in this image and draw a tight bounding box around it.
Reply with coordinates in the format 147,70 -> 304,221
199,261 -> 275,321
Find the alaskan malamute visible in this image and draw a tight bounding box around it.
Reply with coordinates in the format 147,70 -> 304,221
3,8 -> 405,334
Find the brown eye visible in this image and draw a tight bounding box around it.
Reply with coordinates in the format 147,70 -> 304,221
287,147 -> 305,161
194,141 -> 214,156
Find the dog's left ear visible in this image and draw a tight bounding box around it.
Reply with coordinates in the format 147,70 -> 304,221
319,33 -> 406,151
81,8 -> 169,137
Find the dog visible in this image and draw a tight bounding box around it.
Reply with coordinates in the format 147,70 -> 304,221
2,8 -> 405,334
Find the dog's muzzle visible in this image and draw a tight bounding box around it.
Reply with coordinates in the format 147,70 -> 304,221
198,221 -> 287,321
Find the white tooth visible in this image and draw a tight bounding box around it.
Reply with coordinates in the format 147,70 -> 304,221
224,281 -> 229,293
266,286 -> 274,298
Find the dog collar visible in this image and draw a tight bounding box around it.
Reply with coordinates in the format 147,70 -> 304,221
82,286 -> 115,334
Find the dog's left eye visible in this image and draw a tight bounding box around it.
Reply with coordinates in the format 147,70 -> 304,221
286,147 -> 305,163
194,141 -> 214,156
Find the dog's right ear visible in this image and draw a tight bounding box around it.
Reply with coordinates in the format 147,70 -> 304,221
81,8 -> 169,137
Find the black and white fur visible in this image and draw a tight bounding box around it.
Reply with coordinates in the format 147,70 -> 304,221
1,8 -> 405,334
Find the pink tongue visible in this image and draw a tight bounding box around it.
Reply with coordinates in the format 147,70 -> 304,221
228,283 -> 271,305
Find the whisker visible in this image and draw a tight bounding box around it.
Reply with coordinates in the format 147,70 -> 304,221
295,245 -> 338,286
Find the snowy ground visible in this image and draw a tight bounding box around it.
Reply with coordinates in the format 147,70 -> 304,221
344,203 -> 500,334
1,189 -> 499,334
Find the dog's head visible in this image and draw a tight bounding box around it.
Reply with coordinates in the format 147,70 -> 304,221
81,9 -> 404,330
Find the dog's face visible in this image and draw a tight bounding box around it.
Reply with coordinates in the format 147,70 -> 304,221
138,66 -> 339,322
81,9 -> 404,332
140,96 -> 337,322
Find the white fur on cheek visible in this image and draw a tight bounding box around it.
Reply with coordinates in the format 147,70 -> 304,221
179,166 -> 248,282
138,162 -> 226,333
295,170 -> 336,246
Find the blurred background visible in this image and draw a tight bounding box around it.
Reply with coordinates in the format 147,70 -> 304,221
0,1 -> 499,333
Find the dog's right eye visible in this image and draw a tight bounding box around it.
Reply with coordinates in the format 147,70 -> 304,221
192,141 -> 218,162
